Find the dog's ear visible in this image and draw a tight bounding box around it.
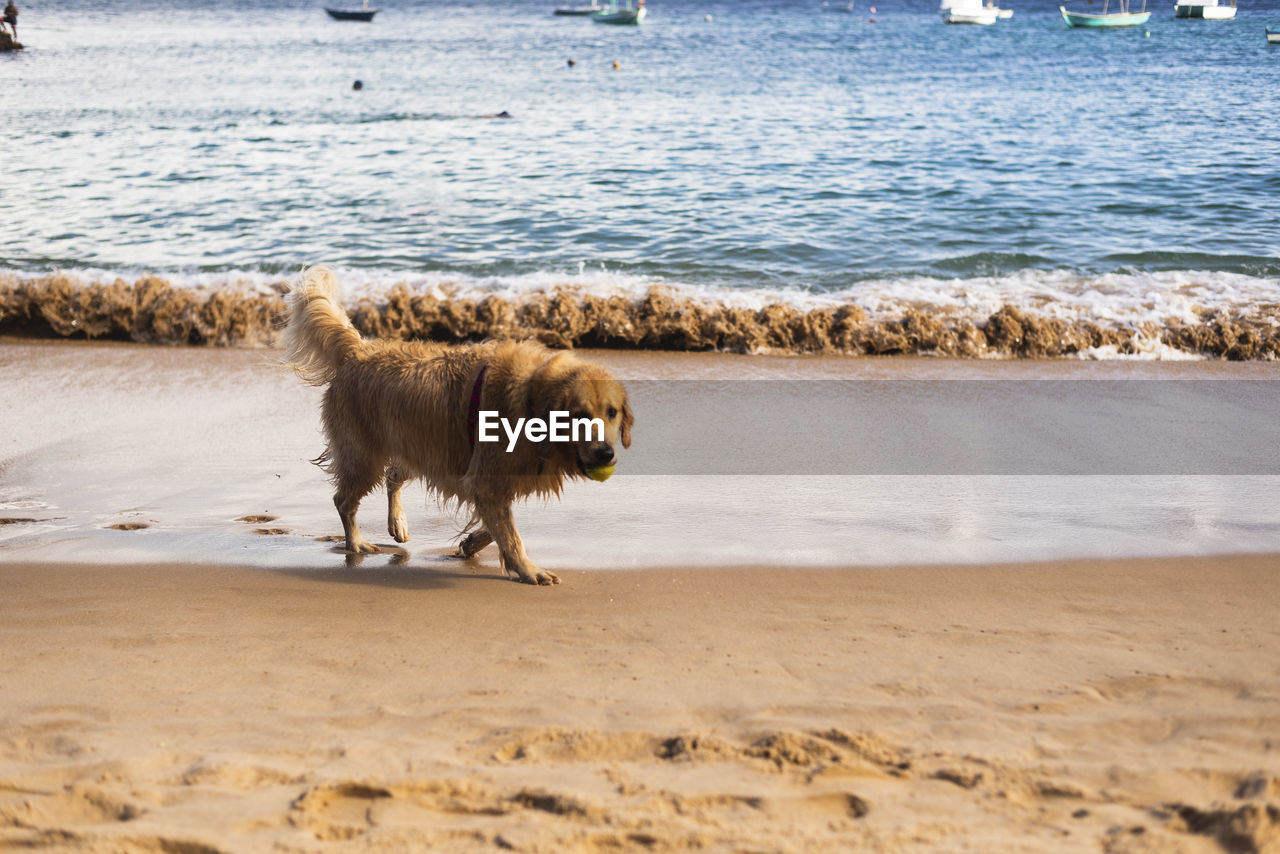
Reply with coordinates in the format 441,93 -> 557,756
620,391 -> 634,449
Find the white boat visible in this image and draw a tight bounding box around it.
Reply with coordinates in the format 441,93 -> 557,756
940,0 -> 1000,24
1268,26 -> 1280,42
1174,0 -> 1235,18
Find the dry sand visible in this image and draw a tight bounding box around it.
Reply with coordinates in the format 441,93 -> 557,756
2,556 -> 1278,853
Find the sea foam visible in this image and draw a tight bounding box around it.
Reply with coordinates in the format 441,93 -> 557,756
2,267 -> 1277,359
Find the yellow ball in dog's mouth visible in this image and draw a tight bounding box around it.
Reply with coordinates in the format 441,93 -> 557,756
584,464 -> 615,482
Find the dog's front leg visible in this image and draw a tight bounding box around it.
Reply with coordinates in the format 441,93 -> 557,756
335,490 -> 378,554
473,498 -> 559,586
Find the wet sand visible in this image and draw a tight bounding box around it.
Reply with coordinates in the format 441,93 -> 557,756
2,556 -> 1278,852
2,338 -> 1280,569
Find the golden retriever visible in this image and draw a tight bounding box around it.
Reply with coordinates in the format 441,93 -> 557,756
283,267 -> 633,585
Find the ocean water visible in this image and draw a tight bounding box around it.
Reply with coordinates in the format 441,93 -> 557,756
4,0 -> 1280,346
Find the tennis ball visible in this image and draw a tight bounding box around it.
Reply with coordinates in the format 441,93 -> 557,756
584,464 -> 615,482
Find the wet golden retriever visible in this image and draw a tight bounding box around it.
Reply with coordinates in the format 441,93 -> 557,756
284,267 -> 633,585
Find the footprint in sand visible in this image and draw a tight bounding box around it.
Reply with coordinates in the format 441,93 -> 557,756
236,514 -> 288,534
107,522 -> 149,531
3,784 -> 142,826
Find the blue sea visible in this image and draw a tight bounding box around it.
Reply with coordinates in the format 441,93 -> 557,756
3,0 -> 1280,345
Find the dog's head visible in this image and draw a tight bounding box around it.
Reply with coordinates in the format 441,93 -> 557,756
529,355 -> 633,476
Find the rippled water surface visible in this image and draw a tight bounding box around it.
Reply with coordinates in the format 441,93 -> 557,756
5,0 -> 1280,293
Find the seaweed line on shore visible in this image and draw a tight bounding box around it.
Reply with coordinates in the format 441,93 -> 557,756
2,274 -> 1279,359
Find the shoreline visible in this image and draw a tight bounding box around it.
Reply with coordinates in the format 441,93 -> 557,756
2,555 -> 1278,851
3,338 -> 1280,572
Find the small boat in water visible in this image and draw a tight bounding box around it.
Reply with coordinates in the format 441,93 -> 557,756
1060,0 -> 1150,27
554,2 -> 602,15
1268,26 -> 1280,42
1174,0 -> 1235,17
592,0 -> 645,24
940,0 -> 1000,24
325,0 -> 378,21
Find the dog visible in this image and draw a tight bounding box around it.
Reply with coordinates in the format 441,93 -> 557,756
283,266 -> 633,585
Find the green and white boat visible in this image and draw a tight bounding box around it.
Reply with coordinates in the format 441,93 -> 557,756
1060,0 -> 1150,26
592,0 -> 646,24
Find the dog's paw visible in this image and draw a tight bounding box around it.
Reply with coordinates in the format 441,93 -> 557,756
388,514 -> 410,543
348,538 -> 380,554
515,565 -> 560,586
500,554 -> 559,586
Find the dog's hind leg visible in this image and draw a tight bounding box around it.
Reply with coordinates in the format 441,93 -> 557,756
455,529 -> 492,558
473,497 -> 559,586
333,456 -> 382,554
386,466 -> 410,544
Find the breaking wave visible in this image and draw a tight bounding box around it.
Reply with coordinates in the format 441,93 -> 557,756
2,268 -> 1279,360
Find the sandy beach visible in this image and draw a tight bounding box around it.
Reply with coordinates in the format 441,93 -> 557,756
2,339 -> 1279,851
2,556 -> 1278,852
8,0 -> 1280,845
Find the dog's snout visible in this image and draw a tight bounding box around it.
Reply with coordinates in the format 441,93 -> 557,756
592,445 -> 616,466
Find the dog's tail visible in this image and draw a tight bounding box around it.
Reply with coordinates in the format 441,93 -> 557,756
283,266 -> 364,386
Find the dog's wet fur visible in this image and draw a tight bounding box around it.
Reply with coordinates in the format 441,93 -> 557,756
284,267 -> 632,585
